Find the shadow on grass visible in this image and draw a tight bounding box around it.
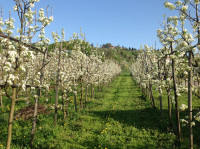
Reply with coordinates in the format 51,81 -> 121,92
82,108 -> 175,149
90,107 -> 200,148
139,94 -> 147,101
91,108 -> 168,133
82,139 -> 157,149
121,73 -> 132,77
0,117 -> 7,127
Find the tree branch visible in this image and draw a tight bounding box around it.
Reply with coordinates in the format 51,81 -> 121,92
0,33 -> 51,57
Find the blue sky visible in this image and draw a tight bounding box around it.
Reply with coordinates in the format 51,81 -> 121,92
1,0 -> 178,49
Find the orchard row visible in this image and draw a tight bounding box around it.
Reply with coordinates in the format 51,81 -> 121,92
0,0 -> 121,148
130,1 -> 200,148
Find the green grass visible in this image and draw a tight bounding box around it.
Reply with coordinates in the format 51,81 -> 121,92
2,71 -> 199,148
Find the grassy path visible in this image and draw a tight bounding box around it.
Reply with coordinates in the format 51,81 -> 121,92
64,71 -> 175,149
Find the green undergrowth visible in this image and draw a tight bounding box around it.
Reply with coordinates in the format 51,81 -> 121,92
151,82 -> 200,148
0,71 -> 180,148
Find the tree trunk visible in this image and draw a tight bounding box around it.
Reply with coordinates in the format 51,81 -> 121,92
171,42 -> 181,142
142,87 -> 145,95
62,97 -> 66,119
62,90 -> 68,119
145,86 -> 148,97
98,78 -> 100,93
159,92 -> 163,118
80,79 -> 83,109
167,90 -> 172,128
74,93 -> 77,112
92,85 -> 94,99
6,88 -> 16,149
54,42 -> 62,126
85,85 -> 88,108
188,51 -> 193,149
149,82 -> 155,108
147,84 -> 150,98
30,48 -> 47,146
30,89 -> 39,147
158,58 -> 163,118
90,84 -> 93,99
197,77 -> 200,94
185,79 -> 187,88
197,74 -> 199,95
0,94 -> 3,108
65,99 -> 68,118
